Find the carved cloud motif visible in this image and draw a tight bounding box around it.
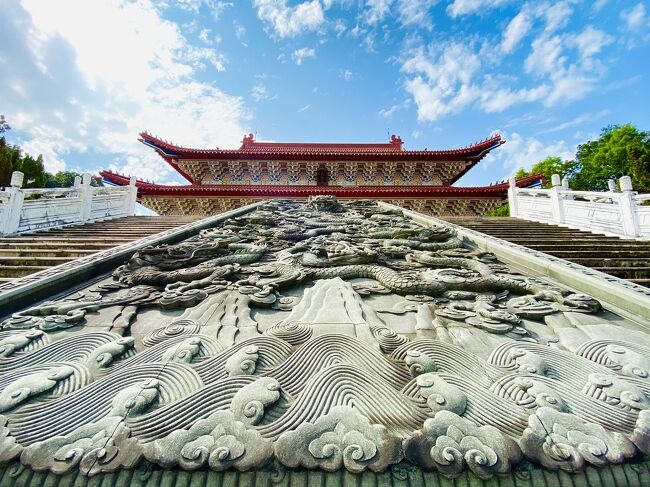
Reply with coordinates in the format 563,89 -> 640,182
404,410 -> 522,479
274,406 -> 403,473
21,416 -> 141,476
520,406 -> 637,471
144,410 -> 272,471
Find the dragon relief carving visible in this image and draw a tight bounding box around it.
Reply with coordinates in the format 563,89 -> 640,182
0,197 -> 647,478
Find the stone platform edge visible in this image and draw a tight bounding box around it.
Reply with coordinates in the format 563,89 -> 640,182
382,202 -> 650,325
0,458 -> 649,487
0,202 -> 265,317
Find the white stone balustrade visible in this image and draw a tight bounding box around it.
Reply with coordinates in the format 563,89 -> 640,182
508,174 -> 650,239
0,171 -> 137,236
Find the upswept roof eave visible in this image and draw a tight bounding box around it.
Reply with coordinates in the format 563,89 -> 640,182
100,170 -> 541,199
138,132 -> 504,161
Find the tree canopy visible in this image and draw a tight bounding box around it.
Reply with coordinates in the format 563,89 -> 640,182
0,136 -> 102,188
516,124 -> 650,192
0,115 -> 10,134
0,137 -> 45,188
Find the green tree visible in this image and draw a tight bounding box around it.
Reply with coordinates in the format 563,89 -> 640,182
44,171 -> 78,188
515,156 -> 578,188
572,124 -> 650,191
20,154 -> 46,188
0,115 -> 9,134
0,137 -> 22,186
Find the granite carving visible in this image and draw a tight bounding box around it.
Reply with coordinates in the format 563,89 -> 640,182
0,196 -> 648,478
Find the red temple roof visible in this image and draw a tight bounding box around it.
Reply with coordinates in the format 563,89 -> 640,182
140,132 -> 503,160
100,170 -> 541,199
237,133 -> 406,153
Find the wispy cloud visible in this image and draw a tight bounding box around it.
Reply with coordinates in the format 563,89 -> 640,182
251,83 -> 274,102
340,69 -> 353,81
297,104 -> 311,112
378,99 -> 411,118
292,47 -> 316,65
538,110 -> 610,134
253,0 -> 325,38
620,3 -> 648,31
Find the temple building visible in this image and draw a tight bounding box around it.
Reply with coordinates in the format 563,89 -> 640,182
101,132 -> 541,216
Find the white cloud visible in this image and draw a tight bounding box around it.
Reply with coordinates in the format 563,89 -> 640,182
524,34 -> 565,76
538,0 -> 573,32
340,69 -> 353,80
537,109 -> 610,134
333,19 -> 347,36
378,99 -> 411,118
523,26 -> 612,106
480,85 -> 549,112
361,0 -> 394,25
2,0 -> 246,182
292,47 -> 316,65
298,104 -> 311,112
571,26 -> 613,60
199,28 -> 212,44
175,0 -> 233,18
397,0 -> 438,28
234,21 -> 246,40
593,0 -> 607,12
251,83 -> 270,101
621,3 -> 648,31
446,0 -> 507,18
401,42 -> 481,121
402,11 -> 613,122
500,10 -> 532,53
253,0 -> 325,38
482,130 -> 573,173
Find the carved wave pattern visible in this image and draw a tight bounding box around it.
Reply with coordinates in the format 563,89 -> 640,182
0,331 -> 647,476
0,198 -> 648,479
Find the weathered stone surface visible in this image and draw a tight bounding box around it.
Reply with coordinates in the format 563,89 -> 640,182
0,197 -> 648,479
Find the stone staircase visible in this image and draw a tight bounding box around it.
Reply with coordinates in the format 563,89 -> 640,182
442,217 -> 650,287
0,216 -> 199,283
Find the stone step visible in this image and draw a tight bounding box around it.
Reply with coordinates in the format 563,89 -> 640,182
0,266 -> 50,277
550,250 -> 650,258
0,215 -> 205,281
0,242 -> 118,250
0,249 -> 99,258
592,267 -> 650,278
442,216 -> 650,288
567,258 -> 650,267
0,237 -> 142,244
0,256 -> 76,266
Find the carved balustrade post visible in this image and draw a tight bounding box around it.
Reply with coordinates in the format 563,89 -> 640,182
562,177 -> 574,200
127,176 -> 137,216
618,176 -> 640,238
607,179 -> 617,192
0,171 -> 25,236
507,177 -> 518,217
79,173 -> 93,223
549,174 -> 565,224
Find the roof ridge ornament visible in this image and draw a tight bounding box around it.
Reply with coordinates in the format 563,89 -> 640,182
390,134 -> 403,150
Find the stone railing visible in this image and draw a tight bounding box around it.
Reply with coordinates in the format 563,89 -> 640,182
0,171 -> 137,236
508,174 -> 650,239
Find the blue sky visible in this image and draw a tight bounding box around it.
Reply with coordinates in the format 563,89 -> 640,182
1,0 -> 649,186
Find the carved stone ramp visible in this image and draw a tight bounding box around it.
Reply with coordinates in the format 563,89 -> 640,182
442,217 -> 650,287
0,216 -> 199,282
